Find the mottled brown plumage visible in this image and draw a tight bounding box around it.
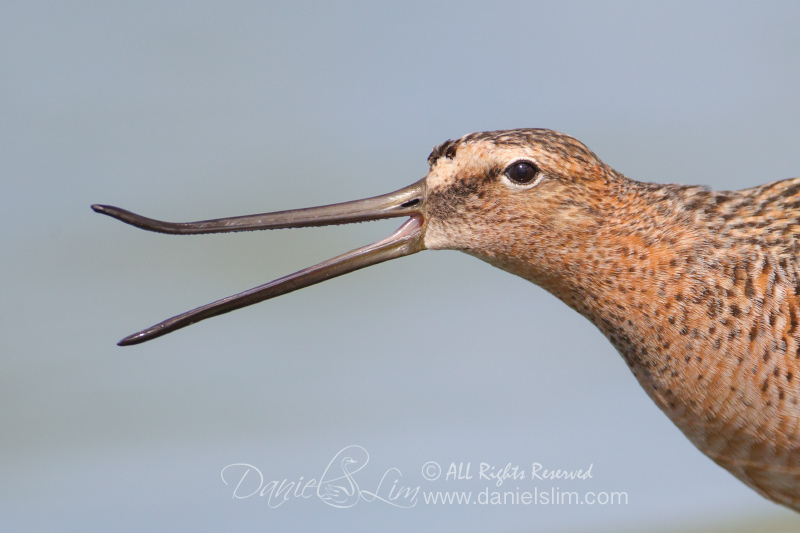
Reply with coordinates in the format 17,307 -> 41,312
95,128 -> 800,511
424,129 -> 800,511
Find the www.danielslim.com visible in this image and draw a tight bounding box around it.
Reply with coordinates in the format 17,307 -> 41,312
422,488 -> 628,506
221,447 -> 629,509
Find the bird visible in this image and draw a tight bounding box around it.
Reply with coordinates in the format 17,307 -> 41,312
93,128 -> 800,511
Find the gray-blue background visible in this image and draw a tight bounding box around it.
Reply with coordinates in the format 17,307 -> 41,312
4,1 -> 800,531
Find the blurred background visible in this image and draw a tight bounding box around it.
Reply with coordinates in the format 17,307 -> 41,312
3,1 -> 800,531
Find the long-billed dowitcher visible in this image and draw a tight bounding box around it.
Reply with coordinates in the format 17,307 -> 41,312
94,128 -> 800,511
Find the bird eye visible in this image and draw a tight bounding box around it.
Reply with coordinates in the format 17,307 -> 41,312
504,161 -> 540,186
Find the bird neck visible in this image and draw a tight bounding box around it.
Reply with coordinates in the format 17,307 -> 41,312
472,177 -> 736,413
475,175 -> 800,476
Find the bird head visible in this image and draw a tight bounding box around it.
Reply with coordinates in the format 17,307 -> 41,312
93,129 -> 619,344
421,129 -> 615,283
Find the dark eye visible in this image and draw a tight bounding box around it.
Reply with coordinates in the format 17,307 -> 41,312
505,161 -> 540,186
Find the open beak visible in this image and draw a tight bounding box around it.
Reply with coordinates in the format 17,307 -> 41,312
92,179 -> 426,346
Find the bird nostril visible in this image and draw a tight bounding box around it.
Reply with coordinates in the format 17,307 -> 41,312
401,199 -> 420,208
